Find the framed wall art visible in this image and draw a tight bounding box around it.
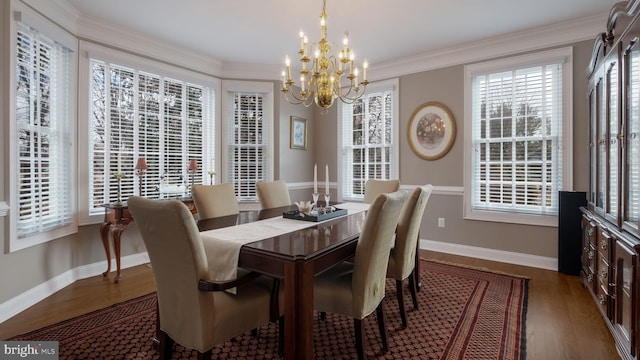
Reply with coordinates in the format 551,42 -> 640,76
407,102 -> 456,160
290,116 -> 308,149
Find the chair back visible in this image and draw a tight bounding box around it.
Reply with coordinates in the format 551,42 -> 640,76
363,179 -> 400,204
192,183 -> 239,219
256,180 -> 292,209
389,185 -> 433,280
127,196 -> 216,351
352,191 -> 405,318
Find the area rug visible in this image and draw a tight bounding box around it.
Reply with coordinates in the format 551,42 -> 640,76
9,260 -> 528,359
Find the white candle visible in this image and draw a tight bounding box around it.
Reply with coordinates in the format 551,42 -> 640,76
314,164 -> 318,193
325,164 -> 329,194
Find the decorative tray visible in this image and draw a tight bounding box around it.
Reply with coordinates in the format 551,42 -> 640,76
283,207 -> 348,222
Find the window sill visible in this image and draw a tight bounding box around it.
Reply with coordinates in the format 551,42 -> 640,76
464,208 -> 558,227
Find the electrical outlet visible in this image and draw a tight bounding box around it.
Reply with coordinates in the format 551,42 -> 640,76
438,217 -> 445,228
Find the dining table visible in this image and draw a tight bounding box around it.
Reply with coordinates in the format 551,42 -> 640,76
196,203 -> 370,360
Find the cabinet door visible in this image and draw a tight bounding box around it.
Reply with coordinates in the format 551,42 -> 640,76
607,58 -> 621,222
615,240 -> 636,356
625,38 -> 640,232
597,73 -> 607,214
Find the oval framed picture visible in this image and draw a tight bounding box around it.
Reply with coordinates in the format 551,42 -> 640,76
407,102 -> 456,160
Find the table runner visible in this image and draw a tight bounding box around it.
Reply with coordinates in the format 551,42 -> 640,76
200,202 -> 370,283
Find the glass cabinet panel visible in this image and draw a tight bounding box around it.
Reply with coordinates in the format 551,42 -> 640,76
626,43 -> 640,228
597,77 -> 607,212
608,61 -> 619,220
589,89 -> 597,205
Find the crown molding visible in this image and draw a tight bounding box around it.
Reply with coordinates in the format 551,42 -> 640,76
74,13 -> 223,77
369,12 -> 608,81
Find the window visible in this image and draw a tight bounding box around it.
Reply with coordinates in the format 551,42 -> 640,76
85,56 -> 217,219
222,81 -> 274,202
464,47 -> 572,226
10,10 -> 77,251
339,79 -> 399,201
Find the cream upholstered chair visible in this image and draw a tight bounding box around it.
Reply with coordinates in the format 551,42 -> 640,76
363,179 -> 400,204
314,191 -> 405,360
127,196 -> 278,360
192,183 -> 239,219
256,180 -> 292,209
386,184 -> 433,328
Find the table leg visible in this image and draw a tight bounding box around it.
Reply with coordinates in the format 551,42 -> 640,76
100,222 -> 112,277
112,225 -> 125,283
283,260 -> 314,360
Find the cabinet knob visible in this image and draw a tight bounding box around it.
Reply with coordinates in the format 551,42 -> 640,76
588,251 -> 594,260
587,273 -> 594,283
599,294 -> 606,305
600,269 -> 608,278
588,228 -> 594,236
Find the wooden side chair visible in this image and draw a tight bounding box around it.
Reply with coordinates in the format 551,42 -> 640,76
313,191 -> 405,360
127,196 -> 281,360
386,184 -> 433,328
256,180 -> 292,209
192,183 -> 239,219
363,179 -> 400,204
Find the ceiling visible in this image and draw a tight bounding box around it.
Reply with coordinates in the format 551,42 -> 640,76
64,0 -> 619,68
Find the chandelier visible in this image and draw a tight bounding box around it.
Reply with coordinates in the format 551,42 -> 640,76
281,0 -> 369,110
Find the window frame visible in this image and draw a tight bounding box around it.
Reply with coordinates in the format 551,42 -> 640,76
8,3 -> 78,251
337,78 -> 400,202
78,42 -> 221,224
220,80 -> 274,202
463,47 -> 573,227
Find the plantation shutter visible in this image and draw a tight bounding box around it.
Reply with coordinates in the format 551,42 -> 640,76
89,61 -> 215,214
15,22 -> 74,239
470,61 -> 564,215
340,86 -> 394,201
226,93 -> 268,201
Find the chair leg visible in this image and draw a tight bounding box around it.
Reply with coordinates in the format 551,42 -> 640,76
157,330 -> 174,360
408,273 -> 419,309
251,328 -> 258,337
319,311 -> 326,321
375,303 -> 389,352
395,279 -> 408,328
354,318 -> 367,360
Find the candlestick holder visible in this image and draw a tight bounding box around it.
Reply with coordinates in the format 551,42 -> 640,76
312,192 -> 319,210
324,193 -> 331,211
208,171 -> 216,185
112,172 -> 125,205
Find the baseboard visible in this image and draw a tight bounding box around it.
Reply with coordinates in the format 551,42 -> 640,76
0,252 -> 150,324
421,239 -> 558,271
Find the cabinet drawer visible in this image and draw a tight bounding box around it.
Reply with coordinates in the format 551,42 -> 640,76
588,244 -> 597,273
596,281 -> 610,316
597,227 -> 613,259
597,252 -> 610,283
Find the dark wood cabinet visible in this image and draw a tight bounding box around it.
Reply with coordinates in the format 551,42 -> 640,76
583,1 -> 640,359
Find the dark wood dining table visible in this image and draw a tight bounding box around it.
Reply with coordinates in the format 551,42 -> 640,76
197,204 -> 368,360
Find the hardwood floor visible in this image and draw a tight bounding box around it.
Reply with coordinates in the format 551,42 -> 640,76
0,251 -> 620,359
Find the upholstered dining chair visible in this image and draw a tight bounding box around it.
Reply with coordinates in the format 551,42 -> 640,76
192,183 -> 239,219
363,179 -> 400,204
386,184 -> 433,328
256,179 -> 292,209
127,196 -> 279,360
314,191 -> 405,360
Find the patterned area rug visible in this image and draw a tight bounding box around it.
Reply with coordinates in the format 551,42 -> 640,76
10,260 -> 528,359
